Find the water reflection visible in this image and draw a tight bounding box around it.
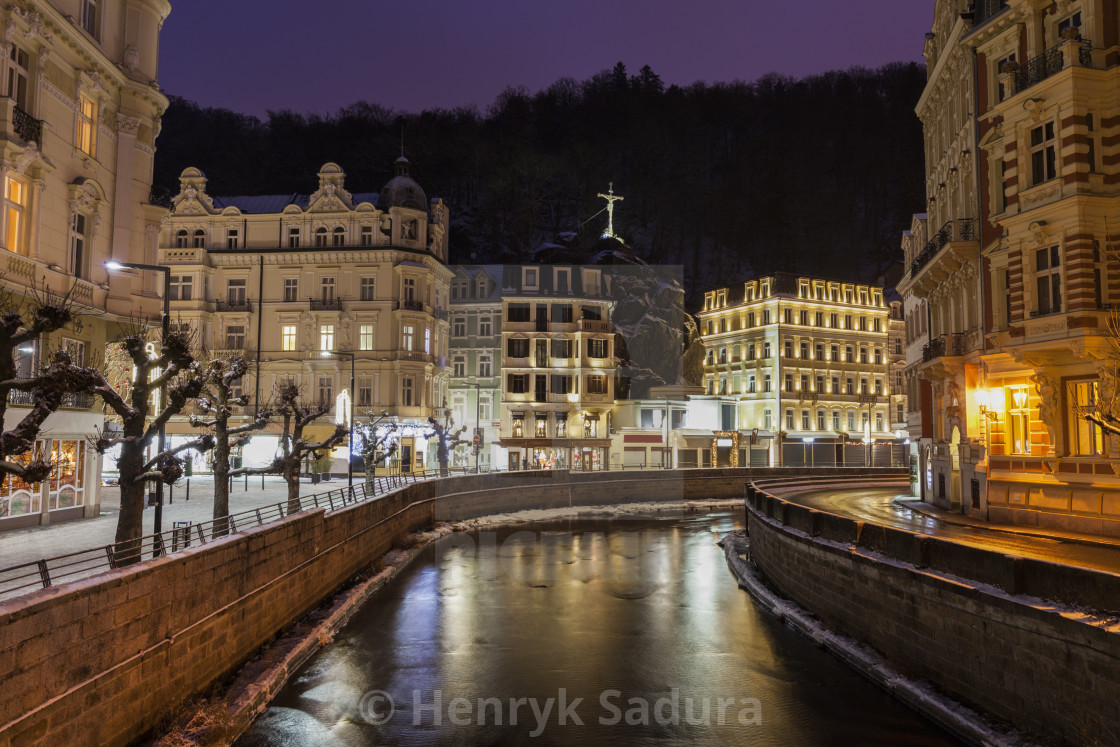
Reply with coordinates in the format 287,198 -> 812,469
240,511 -> 960,746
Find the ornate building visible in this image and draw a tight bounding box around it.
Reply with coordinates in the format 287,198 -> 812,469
498,264 -> 616,470
898,0 -> 987,512
697,273 -> 901,468
159,158 -> 451,473
0,0 -> 169,529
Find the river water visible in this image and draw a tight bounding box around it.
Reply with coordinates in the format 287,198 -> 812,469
239,510 -> 960,746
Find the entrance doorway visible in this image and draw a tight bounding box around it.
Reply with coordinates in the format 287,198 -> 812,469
949,426 -> 962,512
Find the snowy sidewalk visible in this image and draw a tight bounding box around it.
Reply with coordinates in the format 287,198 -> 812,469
0,474 -> 353,573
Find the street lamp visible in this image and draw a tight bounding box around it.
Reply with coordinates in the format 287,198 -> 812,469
105,260 -> 171,556
322,349 -> 355,488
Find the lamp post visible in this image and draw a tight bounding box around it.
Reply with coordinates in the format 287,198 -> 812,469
856,392 -> 879,467
322,349 -> 355,488
105,260 -> 170,556
474,381 -> 481,473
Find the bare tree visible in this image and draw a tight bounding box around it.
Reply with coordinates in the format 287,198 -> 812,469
188,355 -> 270,536
0,285 -> 103,488
246,382 -> 346,512
1072,309 -> 1120,436
92,329 -> 213,562
427,411 -> 469,476
355,410 -> 398,477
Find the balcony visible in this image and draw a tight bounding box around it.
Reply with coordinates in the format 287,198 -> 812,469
310,297 -> 342,311
910,219 -> 975,277
921,330 -> 982,362
969,0 -> 1009,30
6,390 -> 94,409
400,299 -> 424,312
215,299 -> 253,313
433,308 -> 449,321
12,106 -> 42,144
579,319 -> 611,333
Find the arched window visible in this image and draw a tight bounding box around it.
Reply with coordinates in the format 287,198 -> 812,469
192,229 -> 205,248
315,227 -> 327,247
332,226 -> 345,247
175,229 -> 187,248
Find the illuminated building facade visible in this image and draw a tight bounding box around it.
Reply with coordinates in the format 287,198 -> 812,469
697,273 -> 899,467
0,0 -> 170,529
448,265 -> 502,470
498,264 -> 616,470
159,159 -> 451,473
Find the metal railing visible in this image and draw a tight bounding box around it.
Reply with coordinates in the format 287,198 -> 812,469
8,391 -> 94,408
12,106 -> 42,144
970,0 -> 1009,29
401,299 -> 424,312
310,297 -> 343,311
910,219 -> 975,276
216,299 -> 253,313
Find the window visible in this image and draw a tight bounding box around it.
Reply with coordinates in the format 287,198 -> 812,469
225,325 -> 245,349
799,310 -> 808,325
192,229 -> 205,248
358,378 -> 372,407
1058,11 -> 1082,35
424,328 -> 431,354
401,377 -> 414,406
1087,113 -> 1097,172
1068,380 -> 1103,456
225,227 -> 239,249
281,324 -> 297,351
586,374 -> 608,394
551,375 -> 573,394
402,324 -> 414,350
551,338 -> 572,358
784,308 -> 792,324
846,377 -> 854,395
1030,122 -> 1057,186
507,374 -> 529,394
875,413 -> 884,432
800,341 -> 808,359
763,341 -> 771,358
315,227 -> 328,247
830,344 -> 838,361
2,175 -> 26,254
535,415 -> 548,438
784,373 -> 793,392
66,212 -> 89,279
175,229 -> 188,248
76,91 -> 98,157
283,278 -> 299,302
764,409 -> 772,429
479,317 -> 492,337
859,348 -> 868,364
80,0 -> 99,37
815,343 -> 824,360
555,269 -> 569,293
360,277 -> 375,301
800,374 -> 809,392
320,277 -> 336,301
816,375 -> 824,393
762,310 -> 770,325
746,343 -> 755,360
507,338 -> 529,358
784,340 -> 793,358
817,410 -> 825,430
507,304 -> 530,322
523,268 -> 538,289
785,409 -> 794,430
846,411 -> 855,430
832,411 -> 841,431
846,345 -> 853,362
453,357 -> 466,377
588,338 -> 607,358
1036,246 -> 1061,315
552,304 -> 573,323
7,45 -> 29,110
479,355 -> 492,377
361,225 -> 373,246
875,379 -> 883,396
288,227 -> 300,248
453,317 -> 466,337
479,400 -> 491,420
996,52 -> 1016,102
359,324 -> 374,351
763,374 -> 771,392
403,277 -> 416,302
320,325 -> 334,352
874,349 -> 882,365
845,315 -> 852,330
226,278 -> 246,306
63,338 -> 86,367
332,226 -> 345,247
831,376 -> 839,393
860,379 -> 868,395
169,275 -> 192,301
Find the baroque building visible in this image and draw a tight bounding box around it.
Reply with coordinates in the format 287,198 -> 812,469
0,0 -> 169,529
498,264 -> 616,470
158,158 -> 451,474
697,273 -> 902,468
447,265 -> 502,470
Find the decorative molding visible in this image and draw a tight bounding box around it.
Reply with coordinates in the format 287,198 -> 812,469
10,8 -> 53,43
116,113 -> 141,136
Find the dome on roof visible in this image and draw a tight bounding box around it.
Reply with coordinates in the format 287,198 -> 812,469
379,156 -> 427,211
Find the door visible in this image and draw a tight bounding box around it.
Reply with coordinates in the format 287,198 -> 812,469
949,426 -> 962,511
401,444 -> 413,473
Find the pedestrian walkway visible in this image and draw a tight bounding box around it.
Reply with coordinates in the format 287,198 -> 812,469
896,497 -> 1120,550
0,475 -> 351,573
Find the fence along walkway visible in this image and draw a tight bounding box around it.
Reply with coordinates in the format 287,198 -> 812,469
0,470 -> 443,601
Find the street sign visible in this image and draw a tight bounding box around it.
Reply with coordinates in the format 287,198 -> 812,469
473,434 -> 480,445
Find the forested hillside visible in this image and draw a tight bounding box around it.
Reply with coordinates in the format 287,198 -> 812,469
153,62 -> 926,301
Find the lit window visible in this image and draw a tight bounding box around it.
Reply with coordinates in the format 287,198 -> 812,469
320,324 -> 334,352
1068,380 -> 1103,456
402,324 -> 414,350
1008,386 -> 1031,454
69,212 -> 89,279
359,324 -> 374,351
2,175 -> 27,254
424,328 -> 431,354
281,324 -> 297,351
77,92 -> 97,156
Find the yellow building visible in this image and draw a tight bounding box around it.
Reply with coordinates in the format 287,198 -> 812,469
697,273 -> 900,467
0,0 -> 169,529
498,265 -> 616,470
159,159 -> 452,474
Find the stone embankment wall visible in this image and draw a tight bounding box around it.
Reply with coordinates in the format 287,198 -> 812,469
0,467 -> 893,746
746,484 -> 1120,744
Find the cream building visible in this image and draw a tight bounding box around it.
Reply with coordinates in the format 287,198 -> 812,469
697,273 -> 902,468
498,264 -> 616,470
159,158 -> 452,474
0,0 -> 169,530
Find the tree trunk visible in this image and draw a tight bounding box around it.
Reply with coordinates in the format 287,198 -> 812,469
212,433 -> 231,537
285,461 -> 301,514
114,442 -> 148,566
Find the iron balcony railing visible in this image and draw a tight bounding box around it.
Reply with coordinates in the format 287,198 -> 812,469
910,219 -> 975,277
400,299 -> 424,312
12,106 -> 42,144
921,332 -> 981,362
8,390 -> 98,408
310,297 -> 342,311
970,0 -> 1009,29
215,299 -> 253,313
148,187 -> 173,209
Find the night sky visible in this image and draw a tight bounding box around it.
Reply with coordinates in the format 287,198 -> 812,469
159,1 -> 930,118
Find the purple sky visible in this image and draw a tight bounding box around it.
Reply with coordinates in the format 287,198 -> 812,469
160,1 -> 930,118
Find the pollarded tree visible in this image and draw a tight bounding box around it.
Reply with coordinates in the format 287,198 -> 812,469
254,382 -> 346,512
0,286 -> 103,489
188,355 -> 270,536
427,411 -> 469,477
355,410 -> 398,476
92,329 -> 213,561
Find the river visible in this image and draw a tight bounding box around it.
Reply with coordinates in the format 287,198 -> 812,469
239,510 -> 960,745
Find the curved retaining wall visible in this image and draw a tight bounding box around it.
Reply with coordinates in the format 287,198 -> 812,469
0,467 -> 893,746
745,483 -> 1120,744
